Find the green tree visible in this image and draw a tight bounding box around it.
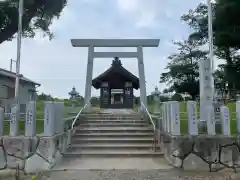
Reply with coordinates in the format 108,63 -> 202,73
171,93 -> 183,102
182,1 -> 240,97
160,39 -> 207,100
0,0 -> 67,44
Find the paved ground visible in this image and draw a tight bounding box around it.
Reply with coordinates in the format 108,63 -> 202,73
53,157 -> 172,170
39,169 -> 234,180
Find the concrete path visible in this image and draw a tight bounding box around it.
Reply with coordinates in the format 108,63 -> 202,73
53,157 -> 172,170
40,169 -> 233,180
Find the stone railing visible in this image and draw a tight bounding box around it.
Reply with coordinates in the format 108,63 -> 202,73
0,101 -> 75,173
157,100 -> 240,172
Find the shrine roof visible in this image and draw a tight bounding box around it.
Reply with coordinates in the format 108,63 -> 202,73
92,57 -> 139,89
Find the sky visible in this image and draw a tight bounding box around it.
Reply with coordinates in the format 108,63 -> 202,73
0,0 -> 205,99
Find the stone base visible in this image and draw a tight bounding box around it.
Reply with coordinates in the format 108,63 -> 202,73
161,132 -> 240,172
0,130 -> 72,173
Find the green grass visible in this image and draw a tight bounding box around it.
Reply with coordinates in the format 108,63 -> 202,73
3,120 -> 44,135
145,102 -> 238,135
4,101 -> 82,135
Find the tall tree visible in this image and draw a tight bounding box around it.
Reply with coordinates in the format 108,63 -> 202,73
182,0 -> 240,97
160,39 -> 207,100
0,0 -> 67,44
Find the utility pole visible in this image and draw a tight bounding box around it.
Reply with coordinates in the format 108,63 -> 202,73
14,0 -> 24,105
207,0 -> 215,99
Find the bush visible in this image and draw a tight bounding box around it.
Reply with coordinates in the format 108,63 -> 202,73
171,93 -> 184,101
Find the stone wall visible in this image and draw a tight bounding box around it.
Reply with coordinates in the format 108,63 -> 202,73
0,130 -> 72,173
161,132 -> 240,172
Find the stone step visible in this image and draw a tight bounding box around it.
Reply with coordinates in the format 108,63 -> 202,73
63,149 -> 164,158
76,125 -> 153,132
81,119 -> 147,124
71,137 -> 154,144
68,143 -> 158,150
74,132 -> 154,138
76,127 -> 153,133
80,123 -> 150,127
83,115 -> 141,120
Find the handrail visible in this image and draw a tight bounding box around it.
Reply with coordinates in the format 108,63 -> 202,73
71,103 -> 88,130
140,101 -> 157,151
140,102 -> 156,132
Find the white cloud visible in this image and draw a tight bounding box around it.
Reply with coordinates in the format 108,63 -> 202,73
0,0 -> 203,98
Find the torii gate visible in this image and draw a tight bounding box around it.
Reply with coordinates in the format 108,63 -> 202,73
70,39 -> 160,110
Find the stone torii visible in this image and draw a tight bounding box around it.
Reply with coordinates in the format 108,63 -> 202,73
70,39 -> 160,110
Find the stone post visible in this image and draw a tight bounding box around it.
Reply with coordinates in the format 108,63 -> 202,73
44,101 -> 55,136
10,105 -> 20,136
161,104 -> 166,131
206,105 -> 216,135
170,101 -> 180,136
236,101 -> 240,134
153,87 -> 160,113
199,58 -> 214,121
220,106 -> 230,136
0,107 -> 4,136
167,102 -> 172,133
162,102 -> 168,132
54,102 -> 65,134
25,101 -> 36,136
187,101 -> 198,135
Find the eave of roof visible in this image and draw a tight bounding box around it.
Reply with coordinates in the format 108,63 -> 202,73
92,65 -> 139,83
0,68 -> 41,86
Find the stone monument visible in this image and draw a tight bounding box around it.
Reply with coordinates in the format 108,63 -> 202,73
68,86 -> 78,113
153,86 -> 160,113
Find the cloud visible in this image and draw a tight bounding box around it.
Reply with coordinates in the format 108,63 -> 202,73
0,0 -> 203,98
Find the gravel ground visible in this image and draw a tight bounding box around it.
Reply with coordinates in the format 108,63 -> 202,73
38,169 -> 235,180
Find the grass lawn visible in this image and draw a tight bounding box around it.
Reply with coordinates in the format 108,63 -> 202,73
3,101 -> 82,135
145,102 -> 238,135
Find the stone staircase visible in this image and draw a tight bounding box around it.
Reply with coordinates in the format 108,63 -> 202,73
64,112 -> 163,158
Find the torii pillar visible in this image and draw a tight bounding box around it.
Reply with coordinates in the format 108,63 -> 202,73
71,39 -> 160,111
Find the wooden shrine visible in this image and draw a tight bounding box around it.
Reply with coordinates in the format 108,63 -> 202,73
92,57 -> 139,109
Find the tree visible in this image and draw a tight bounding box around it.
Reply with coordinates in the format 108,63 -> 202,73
160,39 -> 207,100
182,0 -> 240,97
0,0 -> 67,44
171,93 -> 183,101
37,93 -> 53,101
214,0 -> 240,49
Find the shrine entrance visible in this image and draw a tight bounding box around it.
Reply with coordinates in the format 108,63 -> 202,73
92,57 -> 139,109
70,39 -> 160,111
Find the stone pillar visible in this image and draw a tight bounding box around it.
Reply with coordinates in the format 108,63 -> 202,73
0,107 -> 4,136
163,102 -> 171,133
72,103 -> 76,113
25,101 -> 36,136
84,46 -> 94,111
161,103 -> 166,131
154,88 -> 160,113
187,101 -> 198,135
199,59 -> 214,121
206,105 -> 215,135
170,101 -> 180,136
44,101 -> 55,136
236,101 -> 240,134
137,46 -> 147,108
54,102 -> 64,134
10,105 -> 20,136
220,106 -> 230,136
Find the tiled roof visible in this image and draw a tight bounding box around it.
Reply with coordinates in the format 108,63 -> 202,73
0,68 -> 40,86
